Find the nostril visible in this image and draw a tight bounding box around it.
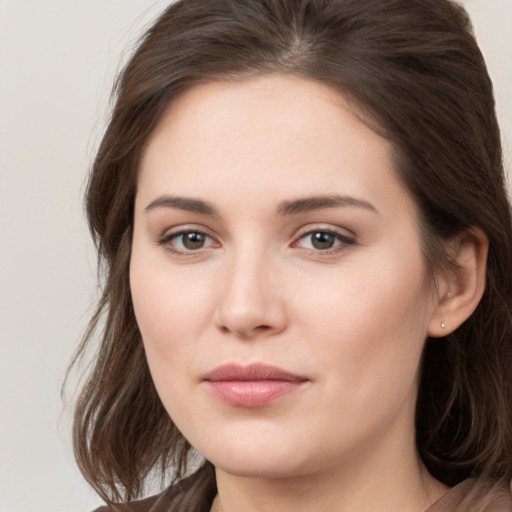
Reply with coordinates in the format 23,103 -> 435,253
218,323 -> 273,339
255,324 -> 272,331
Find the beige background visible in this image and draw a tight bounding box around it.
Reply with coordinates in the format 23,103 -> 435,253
0,1 -> 510,511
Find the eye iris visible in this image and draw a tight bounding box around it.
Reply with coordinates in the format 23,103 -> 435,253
183,232 -> 205,250
311,232 -> 335,250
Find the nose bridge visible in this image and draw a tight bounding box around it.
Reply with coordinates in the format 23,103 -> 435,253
216,241 -> 285,338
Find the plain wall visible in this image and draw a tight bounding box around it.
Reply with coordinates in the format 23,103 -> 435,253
0,1 -> 510,511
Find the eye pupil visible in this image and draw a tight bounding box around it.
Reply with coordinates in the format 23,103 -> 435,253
183,232 -> 205,249
311,232 -> 335,250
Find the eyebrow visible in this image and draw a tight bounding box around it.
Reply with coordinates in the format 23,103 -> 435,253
144,194 -> 378,216
145,196 -> 218,215
276,195 -> 378,216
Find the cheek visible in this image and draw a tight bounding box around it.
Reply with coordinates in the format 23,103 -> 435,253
129,246 -> 218,381
129,263 -> 206,432
291,249 -> 432,405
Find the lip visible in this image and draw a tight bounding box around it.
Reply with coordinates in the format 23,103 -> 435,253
203,363 -> 308,408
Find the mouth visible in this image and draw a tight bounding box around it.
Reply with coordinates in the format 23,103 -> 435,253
203,363 -> 309,408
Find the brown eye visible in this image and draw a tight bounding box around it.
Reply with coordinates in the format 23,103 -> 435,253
295,229 -> 355,252
311,232 -> 336,250
159,229 -> 218,254
181,232 -> 207,250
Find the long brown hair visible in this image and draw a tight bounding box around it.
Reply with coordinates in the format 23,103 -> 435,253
70,0 -> 512,507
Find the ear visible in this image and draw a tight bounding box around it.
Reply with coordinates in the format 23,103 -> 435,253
428,228 -> 488,338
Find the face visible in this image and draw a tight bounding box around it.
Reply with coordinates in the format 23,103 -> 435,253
130,75 -> 439,480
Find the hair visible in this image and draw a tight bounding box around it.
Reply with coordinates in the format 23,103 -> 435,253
70,0 -> 512,508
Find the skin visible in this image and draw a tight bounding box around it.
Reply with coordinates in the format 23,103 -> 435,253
130,75 -> 451,511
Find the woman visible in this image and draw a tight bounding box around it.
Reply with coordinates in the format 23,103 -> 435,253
71,0 -> 512,510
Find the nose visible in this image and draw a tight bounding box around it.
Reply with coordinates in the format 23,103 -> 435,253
214,247 -> 287,339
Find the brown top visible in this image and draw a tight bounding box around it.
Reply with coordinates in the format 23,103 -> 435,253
426,478 -> 512,512
95,478 -> 512,512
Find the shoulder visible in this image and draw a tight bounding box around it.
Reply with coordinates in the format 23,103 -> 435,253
91,463 -> 217,512
427,478 -> 512,512
91,493 -> 164,512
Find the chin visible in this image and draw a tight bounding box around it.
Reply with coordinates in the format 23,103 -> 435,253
209,451 -> 311,480
192,428 -> 324,480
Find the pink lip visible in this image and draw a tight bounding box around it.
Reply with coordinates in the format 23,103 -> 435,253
203,363 -> 308,408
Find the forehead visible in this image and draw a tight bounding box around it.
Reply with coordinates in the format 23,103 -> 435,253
137,74 -> 414,218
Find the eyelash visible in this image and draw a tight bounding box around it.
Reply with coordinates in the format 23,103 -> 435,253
292,228 -> 356,255
157,227 -> 356,257
157,228 -> 219,257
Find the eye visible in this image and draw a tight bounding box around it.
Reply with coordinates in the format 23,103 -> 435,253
159,229 -> 218,254
294,229 -> 355,252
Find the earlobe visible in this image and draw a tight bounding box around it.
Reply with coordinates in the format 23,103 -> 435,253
428,228 -> 488,338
